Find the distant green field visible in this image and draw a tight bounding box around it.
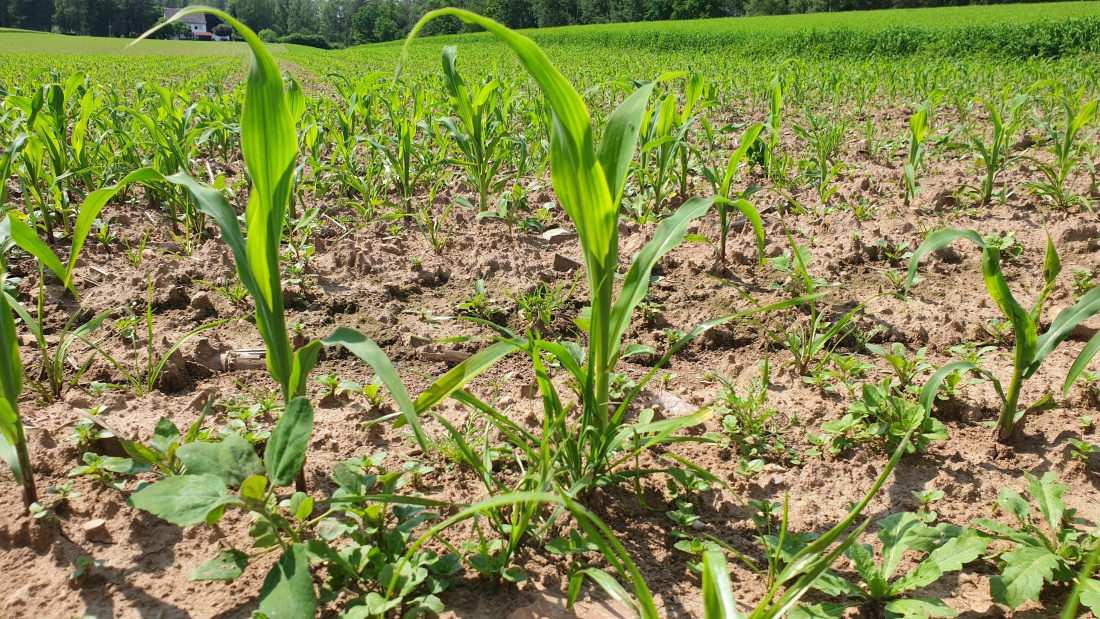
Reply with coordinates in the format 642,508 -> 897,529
347,0 -> 1100,57
0,30 -> 287,55
528,0 -> 1100,39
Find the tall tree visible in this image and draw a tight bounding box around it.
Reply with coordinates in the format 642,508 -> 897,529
83,0 -> 116,36
318,0 -> 357,44
53,0 -> 83,33
489,0 -> 535,27
285,0 -> 317,33
9,0 -> 54,30
116,0 -> 160,36
535,0 -> 578,27
228,0 -> 277,32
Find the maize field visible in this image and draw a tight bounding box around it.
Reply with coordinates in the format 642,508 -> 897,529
2,3 -> 1100,617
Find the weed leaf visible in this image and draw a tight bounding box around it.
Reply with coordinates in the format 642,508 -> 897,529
264,396 -> 314,487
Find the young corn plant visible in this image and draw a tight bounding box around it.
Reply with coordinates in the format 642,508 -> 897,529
100,10 -> 474,615
962,94 -> 1028,204
397,10 -> 823,612
793,108 -> 847,204
439,46 -> 510,210
749,71 -> 787,182
908,229 -> 1100,442
704,123 -> 766,264
903,93 -> 943,206
1024,85 -> 1098,210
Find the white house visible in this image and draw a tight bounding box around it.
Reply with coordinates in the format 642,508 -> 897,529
163,9 -> 230,41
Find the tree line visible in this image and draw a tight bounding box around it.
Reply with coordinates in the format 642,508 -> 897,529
0,0 -> 1072,45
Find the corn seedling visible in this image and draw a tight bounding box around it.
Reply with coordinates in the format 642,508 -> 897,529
0,225 -> 36,510
1024,84 -> 1098,209
439,46 -> 510,210
909,228 -> 1100,442
961,93 -> 1028,204
903,92 -> 943,206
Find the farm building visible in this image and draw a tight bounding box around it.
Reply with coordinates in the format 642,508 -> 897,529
162,9 -> 229,41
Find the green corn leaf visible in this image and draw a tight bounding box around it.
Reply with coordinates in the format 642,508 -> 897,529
720,124 -> 765,198
405,9 -> 619,428
177,433 -> 264,488
762,516 -> 872,619
320,327 -> 426,449
1031,284 -> 1100,379
568,568 -> 640,616
264,396 -> 314,487
1064,328 -> 1100,397
0,265 -> 22,412
290,340 -> 323,399
138,9 -> 297,395
905,228 -> 985,291
609,195 -> 714,360
1031,231 -> 1061,321
413,341 -> 519,413
3,216 -> 72,295
0,401 -> 24,486
126,474 -> 238,527
257,544 -> 317,619
919,361 -> 1003,417
597,80 -> 658,206
702,550 -> 744,619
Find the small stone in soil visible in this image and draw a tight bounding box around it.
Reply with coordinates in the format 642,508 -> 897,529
82,519 -> 111,544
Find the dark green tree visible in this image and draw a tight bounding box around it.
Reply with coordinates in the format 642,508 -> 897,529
83,0 -> 116,36
350,0 -> 401,43
534,0 -> 578,27
53,0 -> 84,33
9,0 -> 54,30
116,0 -> 160,36
228,0 -> 277,32
489,0 -> 535,28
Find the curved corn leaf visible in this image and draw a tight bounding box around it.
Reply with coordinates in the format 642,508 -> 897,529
609,195 -> 714,361
1064,327 -> 1100,397
702,551 -> 744,619
919,360 -> 1004,417
1031,284 -> 1100,379
905,228 -> 985,291
138,8 -> 298,396
720,124 -> 765,198
320,327 -> 426,450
